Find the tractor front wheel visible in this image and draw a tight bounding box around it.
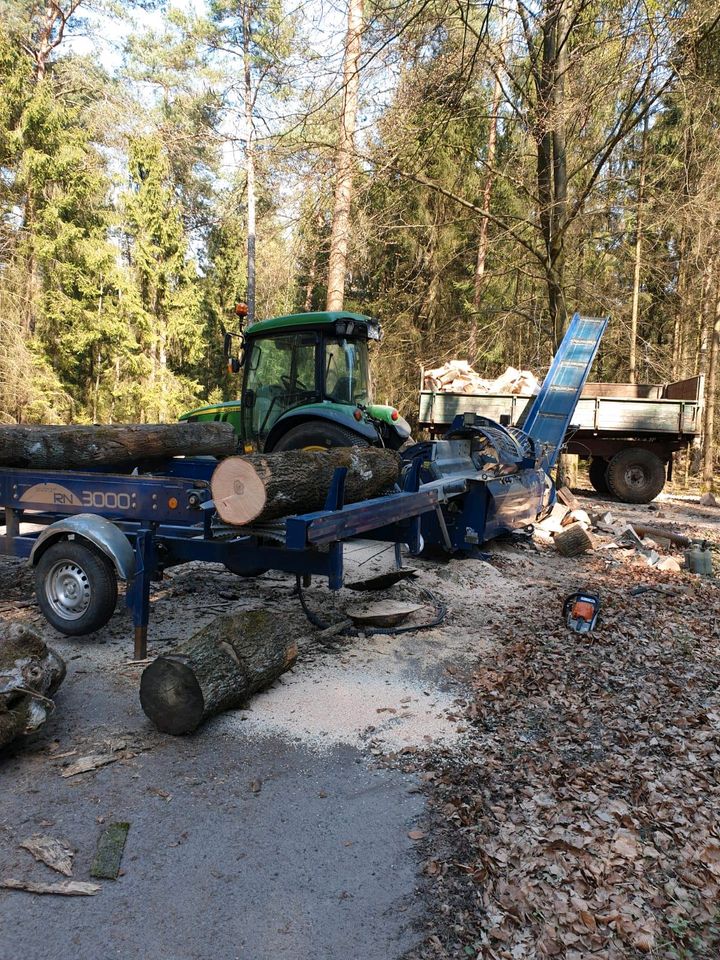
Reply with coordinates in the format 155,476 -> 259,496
271,422 -> 370,452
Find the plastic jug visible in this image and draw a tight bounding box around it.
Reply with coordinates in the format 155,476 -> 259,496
684,543 -> 713,576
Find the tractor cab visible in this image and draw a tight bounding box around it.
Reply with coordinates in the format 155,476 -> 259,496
180,310 -> 411,453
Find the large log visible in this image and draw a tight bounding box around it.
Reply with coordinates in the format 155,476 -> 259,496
0,422 -> 236,469
139,609 -> 299,735
0,621 -> 66,749
211,446 -> 401,526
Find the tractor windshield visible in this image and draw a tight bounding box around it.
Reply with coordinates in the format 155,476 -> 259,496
324,338 -> 371,405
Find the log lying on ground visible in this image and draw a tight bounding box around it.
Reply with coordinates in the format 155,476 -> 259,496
139,609 -> 299,735
212,446 -> 401,526
0,621 -> 66,749
0,422 -> 236,469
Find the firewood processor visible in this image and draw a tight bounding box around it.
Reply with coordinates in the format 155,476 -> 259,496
0,313 -> 608,657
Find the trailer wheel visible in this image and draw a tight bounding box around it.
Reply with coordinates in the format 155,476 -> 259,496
271,422 -> 370,452
35,540 -> 118,636
607,448 -> 666,503
588,457 -> 610,494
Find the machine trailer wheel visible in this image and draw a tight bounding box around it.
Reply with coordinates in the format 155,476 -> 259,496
35,540 -> 118,636
271,422 -> 370,452
588,457 -> 610,494
606,448 -> 666,503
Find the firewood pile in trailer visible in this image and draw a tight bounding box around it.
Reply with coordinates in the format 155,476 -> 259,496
423,361 -> 540,396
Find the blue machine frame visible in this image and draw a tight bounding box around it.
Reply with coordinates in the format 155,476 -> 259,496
0,457 -> 438,657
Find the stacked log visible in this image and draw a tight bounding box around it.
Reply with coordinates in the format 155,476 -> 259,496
0,422 -> 236,469
211,446 -> 401,526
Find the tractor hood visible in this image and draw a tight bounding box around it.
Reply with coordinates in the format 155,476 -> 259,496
364,404 -> 412,438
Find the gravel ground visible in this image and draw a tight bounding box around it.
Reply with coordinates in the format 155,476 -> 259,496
1,481 -> 718,959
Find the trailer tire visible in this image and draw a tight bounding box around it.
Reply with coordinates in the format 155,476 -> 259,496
607,448 -> 666,503
35,540 -> 118,636
588,457 -> 610,494
270,421 -> 370,452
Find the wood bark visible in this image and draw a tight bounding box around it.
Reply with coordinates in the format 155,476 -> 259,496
0,621 -> 66,749
326,0 -> 364,310
139,609 -> 299,735
212,446 -> 401,525
0,422 -> 236,469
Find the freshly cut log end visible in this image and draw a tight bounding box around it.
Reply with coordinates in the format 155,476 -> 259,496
212,446 -> 402,526
140,656 -> 205,736
0,422 -> 236,469
139,609 -> 299,735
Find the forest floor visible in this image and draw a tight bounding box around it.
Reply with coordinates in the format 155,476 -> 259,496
0,478 -> 719,959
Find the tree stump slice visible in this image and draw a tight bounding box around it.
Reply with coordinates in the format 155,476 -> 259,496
139,609 -> 299,735
211,447 -> 401,525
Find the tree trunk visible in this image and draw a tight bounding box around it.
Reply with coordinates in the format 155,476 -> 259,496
697,255 -> 715,378
243,3 -> 257,324
212,446 -> 401,525
0,422 -> 236,468
629,113 -> 648,383
471,8 -> 509,350
702,284 -> 720,492
139,609 -> 298,735
326,0 -> 364,310
549,0 -> 568,348
0,622 -> 66,749
556,451 -> 578,490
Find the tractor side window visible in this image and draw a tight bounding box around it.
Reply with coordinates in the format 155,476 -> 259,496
325,339 -> 370,405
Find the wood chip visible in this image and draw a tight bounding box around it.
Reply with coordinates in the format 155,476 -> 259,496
60,752 -> 119,778
19,835 -> 74,877
1,878 -> 100,896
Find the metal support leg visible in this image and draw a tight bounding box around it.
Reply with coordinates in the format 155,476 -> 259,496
126,527 -> 154,659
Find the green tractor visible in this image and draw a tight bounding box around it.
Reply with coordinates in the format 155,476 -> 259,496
180,309 -> 412,453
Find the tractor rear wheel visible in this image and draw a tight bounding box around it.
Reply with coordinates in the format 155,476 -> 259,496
271,422 -> 370,452
588,457 -> 610,494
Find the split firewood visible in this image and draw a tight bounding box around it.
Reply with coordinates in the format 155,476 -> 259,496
553,522 -> 595,557
140,609 -> 299,735
0,422 -> 235,469
211,446 -> 401,526
0,621 -> 66,750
